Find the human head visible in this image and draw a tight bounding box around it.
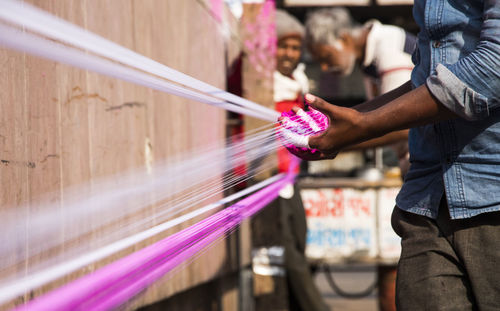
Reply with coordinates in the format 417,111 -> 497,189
305,8 -> 361,75
276,9 -> 305,76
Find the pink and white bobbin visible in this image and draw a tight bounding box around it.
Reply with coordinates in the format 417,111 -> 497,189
278,108 -> 328,154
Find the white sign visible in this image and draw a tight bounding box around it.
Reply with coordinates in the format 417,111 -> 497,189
377,187 -> 401,262
301,188 -> 377,261
301,187 -> 401,264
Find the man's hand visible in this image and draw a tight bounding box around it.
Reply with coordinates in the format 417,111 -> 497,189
304,94 -> 368,156
286,147 -> 338,161
277,105 -> 336,161
277,94 -> 369,161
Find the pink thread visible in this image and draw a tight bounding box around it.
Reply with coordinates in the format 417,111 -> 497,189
210,0 -> 223,22
13,166 -> 298,311
279,108 -> 328,154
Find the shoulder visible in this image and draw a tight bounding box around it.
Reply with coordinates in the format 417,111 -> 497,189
368,20 -> 407,49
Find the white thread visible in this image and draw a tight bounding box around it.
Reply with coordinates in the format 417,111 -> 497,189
0,128 -> 282,300
280,117 -> 303,130
0,126 -> 280,264
0,0 -> 279,121
0,24 -> 270,121
0,174 -> 285,305
279,128 -> 310,148
295,109 -> 321,132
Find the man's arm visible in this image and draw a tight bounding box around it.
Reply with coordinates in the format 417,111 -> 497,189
425,2 -> 500,121
305,83 -> 457,157
283,82 -> 412,160
353,80 -> 412,112
344,130 -> 408,151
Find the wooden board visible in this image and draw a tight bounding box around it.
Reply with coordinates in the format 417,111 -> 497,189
0,31 -> 30,311
0,0 -> 239,309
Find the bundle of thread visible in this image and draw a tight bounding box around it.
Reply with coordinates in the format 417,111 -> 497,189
278,108 -> 328,155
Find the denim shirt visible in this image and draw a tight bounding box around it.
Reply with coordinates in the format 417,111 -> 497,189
396,0 -> 500,219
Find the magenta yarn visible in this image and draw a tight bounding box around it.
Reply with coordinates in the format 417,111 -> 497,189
279,108 -> 328,154
14,163 -> 299,311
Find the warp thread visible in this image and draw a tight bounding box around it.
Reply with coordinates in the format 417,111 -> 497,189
15,168 -> 297,311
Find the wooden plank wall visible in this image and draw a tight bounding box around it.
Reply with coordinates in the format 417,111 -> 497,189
241,2 -> 277,181
0,0 -> 239,309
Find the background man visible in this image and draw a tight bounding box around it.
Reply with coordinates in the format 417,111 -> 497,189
305,8 -> 414,176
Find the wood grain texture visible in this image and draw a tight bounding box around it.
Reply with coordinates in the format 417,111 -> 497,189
0,36 -> 30,311
0,0 -> 239,309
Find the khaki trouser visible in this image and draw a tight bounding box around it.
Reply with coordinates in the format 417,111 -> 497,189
392,198 -> 500,311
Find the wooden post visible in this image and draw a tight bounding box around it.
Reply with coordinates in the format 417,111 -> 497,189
241,1 -> 277,181
241,2 -> 289,310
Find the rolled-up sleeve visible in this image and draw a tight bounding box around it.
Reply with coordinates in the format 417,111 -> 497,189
426,1 -> 500,121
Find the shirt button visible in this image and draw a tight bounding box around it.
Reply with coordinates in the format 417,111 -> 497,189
433,41 -> 441,48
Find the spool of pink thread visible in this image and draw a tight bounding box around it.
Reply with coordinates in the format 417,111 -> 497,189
278,108 -> 328,155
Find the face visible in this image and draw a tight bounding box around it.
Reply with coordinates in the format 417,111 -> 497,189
309,38 -> 356,76
276,37 -> 302,76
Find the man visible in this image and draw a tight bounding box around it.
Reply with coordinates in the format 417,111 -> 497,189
286,1 -> 500,309
305,8 -> 415,95
273,9 -> 329,311
304,9 -> 416,311
305,7 -> 414,175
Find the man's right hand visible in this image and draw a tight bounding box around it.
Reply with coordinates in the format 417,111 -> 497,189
304,94 -> 368,157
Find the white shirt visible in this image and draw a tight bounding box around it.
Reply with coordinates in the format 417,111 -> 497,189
274,63 -> 309,102
362,20 -> 414,98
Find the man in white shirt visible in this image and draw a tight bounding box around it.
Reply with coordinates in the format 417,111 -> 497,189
304,8 -> 415,311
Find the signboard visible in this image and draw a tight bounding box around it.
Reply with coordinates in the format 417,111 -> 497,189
377,187 -> 401,262
301,188 -> 377,261
301,186 -> 401,263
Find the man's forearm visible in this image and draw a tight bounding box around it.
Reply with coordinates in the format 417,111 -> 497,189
363,83 -> 457,138
344,130 -> 408,151
304,83 -> 457,156
353,81 -> 413,113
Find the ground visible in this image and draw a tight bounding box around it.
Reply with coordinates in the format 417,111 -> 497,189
314,265 -> 378,311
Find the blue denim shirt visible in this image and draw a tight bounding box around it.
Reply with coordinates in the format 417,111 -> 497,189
396,0 -> 500,219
